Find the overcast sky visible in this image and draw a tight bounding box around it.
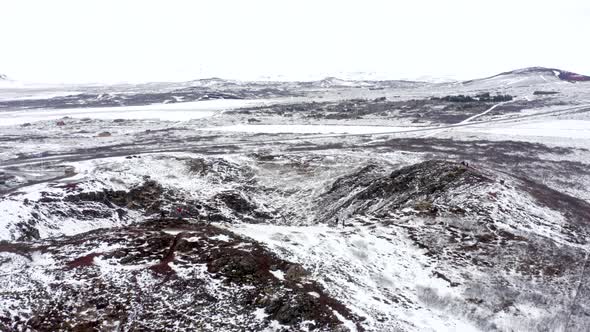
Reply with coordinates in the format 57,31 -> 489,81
1,0 -> 589,83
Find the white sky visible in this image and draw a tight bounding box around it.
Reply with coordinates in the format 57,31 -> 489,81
1,0 -> 589,83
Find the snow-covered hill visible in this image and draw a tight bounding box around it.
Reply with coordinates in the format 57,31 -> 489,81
0,218 -> 362,331
2,154 -> 589,331
499,67 -> 590,82
461,67 -> 590,89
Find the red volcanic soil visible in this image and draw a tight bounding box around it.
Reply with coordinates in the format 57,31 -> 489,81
67,252 -> 101,269
149,232 -> 186,275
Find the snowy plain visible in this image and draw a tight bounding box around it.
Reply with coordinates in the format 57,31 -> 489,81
0,99 -> 276,126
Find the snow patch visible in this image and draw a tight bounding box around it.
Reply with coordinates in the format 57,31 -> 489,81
308,291 -> 320,298
210,234 -> 232,242
253,307 -> 268,321
162,229 -> 185,236
269,269 -> 285,281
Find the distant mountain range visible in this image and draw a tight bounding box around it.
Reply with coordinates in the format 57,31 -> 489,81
0,67 -> 588,87
186,67 -> 590,85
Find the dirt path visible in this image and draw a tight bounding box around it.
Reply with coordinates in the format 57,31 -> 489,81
423,101 -> 510,137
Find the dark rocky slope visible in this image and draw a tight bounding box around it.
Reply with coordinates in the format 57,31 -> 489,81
0,219 -> 363,331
